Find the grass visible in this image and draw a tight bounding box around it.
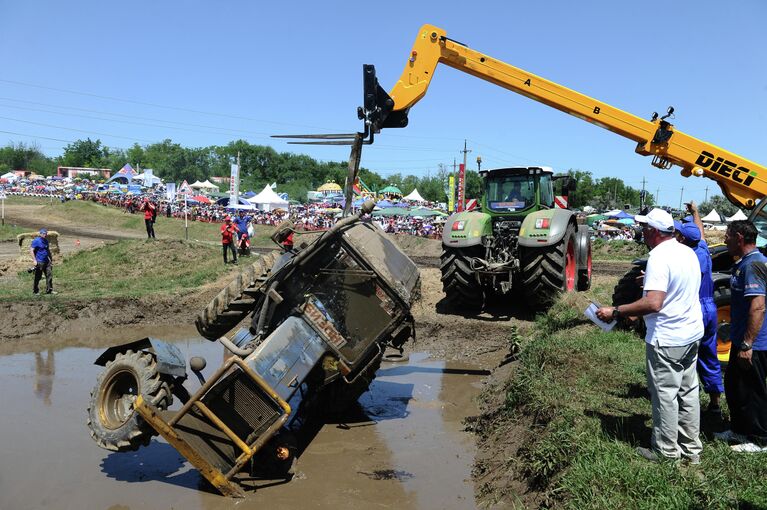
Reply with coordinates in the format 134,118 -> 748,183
0,238 -> 233,302
4,196 -> 279,247
487,295 -> 767,509
592,238 -> 648,261
0,223 -> 25,241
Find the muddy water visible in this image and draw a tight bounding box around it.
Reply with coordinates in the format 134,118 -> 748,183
0,326 -> 482,509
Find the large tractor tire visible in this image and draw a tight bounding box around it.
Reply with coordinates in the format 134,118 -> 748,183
87,350 -> 172,452
611,264 -> 646,336
195,251 -> 277,341
521,225 -> 577,309
714,284 -> 732,365
440,246 -> 484,308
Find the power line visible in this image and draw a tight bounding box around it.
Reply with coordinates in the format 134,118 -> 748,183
0,115 -> 157,143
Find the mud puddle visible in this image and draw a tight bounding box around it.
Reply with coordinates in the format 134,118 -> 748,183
0,326 -> 483,509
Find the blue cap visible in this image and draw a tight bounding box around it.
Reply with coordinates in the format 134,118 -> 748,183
679,223 -> 701,242
682,215 -> 695,223
673,220 -> 683,232
38,228 -> 47,235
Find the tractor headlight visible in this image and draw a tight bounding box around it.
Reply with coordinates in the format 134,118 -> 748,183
452,220 -> 466,231
535,218 -> 551,229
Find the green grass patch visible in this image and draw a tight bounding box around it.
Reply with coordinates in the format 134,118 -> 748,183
0,238 -> 232,301
0,223 -> 25,241
592,238 -> 648,261
492,295 -> 767,509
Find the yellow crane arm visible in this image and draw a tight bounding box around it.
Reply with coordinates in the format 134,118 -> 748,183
368,24 -> 766,208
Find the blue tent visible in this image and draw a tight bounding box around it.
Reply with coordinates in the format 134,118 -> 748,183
609,210 -> 634,219
242,191 -> 257,198
376,200 -> 395,208
215,197 -> 252,207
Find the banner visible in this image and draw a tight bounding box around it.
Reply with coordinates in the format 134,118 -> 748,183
165,182 -> 176,201
457,163 -> 465,212
229,163 -> 240,204
448,175 -> 455,213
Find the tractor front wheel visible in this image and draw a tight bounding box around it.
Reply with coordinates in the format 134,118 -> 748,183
440,247 -> 484,308
521,225 -> 577,309
86,350 -> 172,452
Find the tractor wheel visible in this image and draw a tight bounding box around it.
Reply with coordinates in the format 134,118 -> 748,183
440,247 -> 484,308
577,239 -> 592,291
714,284 -> 732,365
195,251 -> 277,340
521,225 -> 577,309
611,265 -> 646,337
87,350 -> 173,452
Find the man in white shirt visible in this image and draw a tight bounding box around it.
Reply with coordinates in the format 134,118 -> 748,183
598,208 -> 704,463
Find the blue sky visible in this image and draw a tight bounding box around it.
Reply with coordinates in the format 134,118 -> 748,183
1,0 -> 765,207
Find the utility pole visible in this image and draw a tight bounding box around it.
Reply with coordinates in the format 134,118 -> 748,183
460,140 -> 471,211
704,186 -> 709,204
679,187 -> 684,211
640,176 -> 646,210
656,187 -> 660,206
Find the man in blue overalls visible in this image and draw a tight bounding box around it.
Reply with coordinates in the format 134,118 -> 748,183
30,228 -> 55,295
674,216 -> 722,414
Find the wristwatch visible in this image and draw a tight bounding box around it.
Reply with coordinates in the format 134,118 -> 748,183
612,306 -> 621,320
740,342 -> 753,352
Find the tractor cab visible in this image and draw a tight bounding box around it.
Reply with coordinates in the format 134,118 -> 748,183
483,167 -> 555,214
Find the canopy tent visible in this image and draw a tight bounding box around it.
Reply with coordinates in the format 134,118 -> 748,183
225,202 -> 256,211
1,172 -> 17,181
372,207 -> 410,217
701,209 -> 722,222
376,200 -> 395,208
215,196 -> 253,207
585,214 -> 608,226
191,195 -> 212,204
198,180 -> 219,190
403,188 -> 426,202
131,170 -> 162,187
608,210 -> 634,219
106,163 -> 138,184
189,180 -> 206,189
247,184 -> 289,211
604,209 -> 623,217
726,209 -> 748,222
408,208 -> 447,218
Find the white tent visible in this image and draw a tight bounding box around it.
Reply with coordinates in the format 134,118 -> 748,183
247,184 -> 289,211
199,179 -> 219,190
1,172 -> 17,181
403,188 -> 426,202
726,209 -> 748,222
189,180 -> 206,189
701,209 -> 722,222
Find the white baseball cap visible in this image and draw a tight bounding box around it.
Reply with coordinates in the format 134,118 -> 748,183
634,208 -> 674,233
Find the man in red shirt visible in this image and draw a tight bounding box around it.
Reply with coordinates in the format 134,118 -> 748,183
139,198 -> 156,239
221,216 -> 239,264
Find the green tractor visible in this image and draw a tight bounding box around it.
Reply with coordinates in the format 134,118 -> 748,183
440,166 -> 591,309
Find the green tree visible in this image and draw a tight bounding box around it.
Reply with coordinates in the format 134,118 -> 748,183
60,138 -> 108,168
699,195 -> 738,219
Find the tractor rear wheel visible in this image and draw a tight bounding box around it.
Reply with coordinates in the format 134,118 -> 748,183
440,247 -> 484,308
195,251 -> 277,340
87,350 -> 172,452
521,225 -> 577,308
611,265 -> 646,337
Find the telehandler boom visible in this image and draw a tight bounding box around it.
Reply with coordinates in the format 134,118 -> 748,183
359,24 -> 766,209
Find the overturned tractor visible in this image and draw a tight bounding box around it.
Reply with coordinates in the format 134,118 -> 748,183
87,201 -> 420,497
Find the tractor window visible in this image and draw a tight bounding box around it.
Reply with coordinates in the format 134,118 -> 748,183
539,174 -> 554,207
487,175 -> 535,212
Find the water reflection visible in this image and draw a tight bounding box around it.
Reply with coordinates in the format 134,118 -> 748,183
34,350 -> 55,406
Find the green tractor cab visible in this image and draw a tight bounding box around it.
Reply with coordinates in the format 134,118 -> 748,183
441,167 -> 590,309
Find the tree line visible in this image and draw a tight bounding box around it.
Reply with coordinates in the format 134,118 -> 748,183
1,138 -> 720,212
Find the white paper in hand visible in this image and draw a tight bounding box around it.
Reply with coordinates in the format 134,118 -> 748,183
584,302 -> 617,332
